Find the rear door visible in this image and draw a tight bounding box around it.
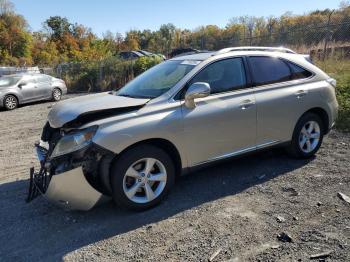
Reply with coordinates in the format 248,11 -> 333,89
248,56 -> 314,146
181,57 -> 257,166
35,75 -> 52,99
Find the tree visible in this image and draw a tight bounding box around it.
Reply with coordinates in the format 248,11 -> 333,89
44,16 -> 71,40
0,1 -> 32,65
0,0 -> 14,15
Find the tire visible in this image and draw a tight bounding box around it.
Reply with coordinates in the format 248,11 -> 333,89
110,144 -> 175,211
52,88 -> 62,101
3,95 -> 18,110
287,112 -> 324,159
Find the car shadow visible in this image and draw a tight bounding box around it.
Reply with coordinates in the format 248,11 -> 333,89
0,148 -> 313,261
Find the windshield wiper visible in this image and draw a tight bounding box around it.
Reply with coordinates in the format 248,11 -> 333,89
117,93 -> 135,98
118,93 -> 155,99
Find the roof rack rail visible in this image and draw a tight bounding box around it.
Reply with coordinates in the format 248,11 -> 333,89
214,46 -> 296,56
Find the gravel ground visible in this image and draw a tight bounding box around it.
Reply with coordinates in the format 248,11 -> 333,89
0,94 -> 349,262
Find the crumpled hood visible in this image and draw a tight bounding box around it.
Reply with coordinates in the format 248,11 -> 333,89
48,92 -> 150,128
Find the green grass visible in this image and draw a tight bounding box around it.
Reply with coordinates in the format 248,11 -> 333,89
316,58 -> 350,133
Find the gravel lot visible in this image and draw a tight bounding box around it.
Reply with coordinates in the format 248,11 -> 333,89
0,94 -> 349,262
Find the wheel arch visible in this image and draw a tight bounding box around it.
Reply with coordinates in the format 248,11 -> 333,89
302,107 -> 330,134
114,138 -> 183,177
4,93 -> 20,105
52,86 -> 62,93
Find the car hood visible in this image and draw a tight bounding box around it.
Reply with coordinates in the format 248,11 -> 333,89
48,92 -> 150,128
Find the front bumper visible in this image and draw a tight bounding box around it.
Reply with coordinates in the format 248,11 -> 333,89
27,144 -> 108,211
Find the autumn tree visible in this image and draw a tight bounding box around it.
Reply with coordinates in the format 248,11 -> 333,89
0,0 -> 32,66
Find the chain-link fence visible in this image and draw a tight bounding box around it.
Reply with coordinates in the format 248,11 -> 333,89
196,14 -> 350,60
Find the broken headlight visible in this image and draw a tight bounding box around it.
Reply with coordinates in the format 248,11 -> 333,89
51,126 -> 98,158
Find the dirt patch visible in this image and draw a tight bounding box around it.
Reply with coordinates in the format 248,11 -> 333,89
0,95 -> 349,261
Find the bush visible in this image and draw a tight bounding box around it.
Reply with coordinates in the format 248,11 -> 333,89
316,57 -> 350,132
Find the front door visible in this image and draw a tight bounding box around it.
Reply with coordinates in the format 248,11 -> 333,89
18,76 -> 38,102
181,57 -> 257,166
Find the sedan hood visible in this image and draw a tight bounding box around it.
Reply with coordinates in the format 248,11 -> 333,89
48,93 -> 150,128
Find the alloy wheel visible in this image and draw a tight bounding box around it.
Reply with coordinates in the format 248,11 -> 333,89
5,96 -> 17,110
53,89 -> 61,101
122,158 -> 167,204
298,120 -> 321,153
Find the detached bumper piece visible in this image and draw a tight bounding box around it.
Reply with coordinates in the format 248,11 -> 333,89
44,167 -> 104,211
27,144 -> 106,211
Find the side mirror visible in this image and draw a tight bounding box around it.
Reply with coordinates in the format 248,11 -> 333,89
18,82 -> 27,88
184,82 -> 210,109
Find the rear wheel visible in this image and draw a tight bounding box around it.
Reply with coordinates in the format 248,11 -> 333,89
110,145 -> 175,211
4,95 -> 18,110
52,88 -> 62,101
287,113 -> 324,158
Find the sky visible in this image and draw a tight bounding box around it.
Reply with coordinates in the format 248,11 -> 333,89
12,0 -> 342,36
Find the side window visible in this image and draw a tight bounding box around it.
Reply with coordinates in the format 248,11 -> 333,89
286,62 -> 313,80
249,56 -> 291,86
22,76 -> 36,84
188,58 -> 247,94
35,75 -> 46,83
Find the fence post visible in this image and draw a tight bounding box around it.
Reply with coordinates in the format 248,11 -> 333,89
99,61 -> 103,91
323,10 -> 335,61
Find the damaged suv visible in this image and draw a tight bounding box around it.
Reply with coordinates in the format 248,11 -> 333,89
27,47 -> 338,211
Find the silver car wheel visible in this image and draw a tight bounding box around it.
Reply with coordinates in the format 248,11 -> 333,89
122,158 -> 167,204
5,96 -> 17,110
53,89 -> 61,101
298,120 -> 321,153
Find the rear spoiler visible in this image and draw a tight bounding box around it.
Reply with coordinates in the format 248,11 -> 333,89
302,54 -> 313,64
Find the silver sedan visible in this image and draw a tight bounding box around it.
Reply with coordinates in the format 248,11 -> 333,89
0,73 -> 67,110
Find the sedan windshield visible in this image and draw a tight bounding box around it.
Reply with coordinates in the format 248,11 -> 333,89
0,76 -> 21,87
117,60 -> 199,98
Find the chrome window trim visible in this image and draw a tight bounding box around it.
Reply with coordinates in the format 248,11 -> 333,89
246,55 -> 316,89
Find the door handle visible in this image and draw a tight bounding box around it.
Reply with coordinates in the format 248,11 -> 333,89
295,90 -> 308,98
239,99 -> 255,110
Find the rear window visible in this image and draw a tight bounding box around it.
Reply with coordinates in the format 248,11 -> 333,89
287,62 -> 313,80
249,56 -> 291,86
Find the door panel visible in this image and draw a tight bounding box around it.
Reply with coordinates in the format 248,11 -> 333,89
181,90 -> 256,166
19,76 -> 37,102
180,57 -> 257,166
255,81 -> 315,145
248,56 -> 315,144
35,75 -> 52,99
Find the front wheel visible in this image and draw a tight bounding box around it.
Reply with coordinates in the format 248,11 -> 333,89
287,113 -> 324,158
110,145 -> 175,211
4,95 -> 18,110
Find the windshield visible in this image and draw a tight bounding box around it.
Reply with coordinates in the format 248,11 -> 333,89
0,76 -> 21,87
117,60 -> 199,98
